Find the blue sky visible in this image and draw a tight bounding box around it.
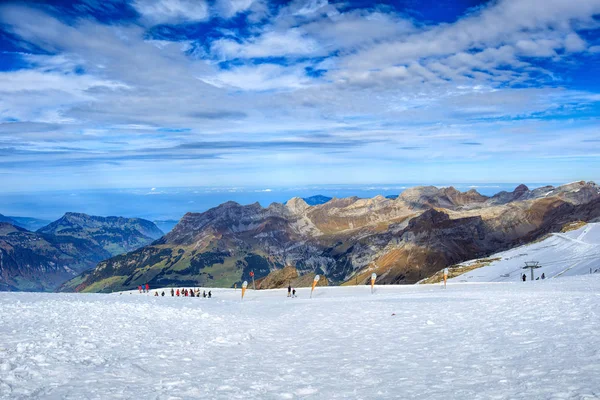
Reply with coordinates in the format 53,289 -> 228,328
1,0 -> 600,192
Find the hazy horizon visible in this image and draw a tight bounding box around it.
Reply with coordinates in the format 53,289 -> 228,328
0,181 -> 563,221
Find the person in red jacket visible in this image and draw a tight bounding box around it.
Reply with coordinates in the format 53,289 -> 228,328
138,285 -> 142,294
176,289 -> 180,297
145,283 -> 149,293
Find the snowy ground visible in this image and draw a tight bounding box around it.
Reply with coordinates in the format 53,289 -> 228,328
452,223 -> 600,283
1,277 -> 600,399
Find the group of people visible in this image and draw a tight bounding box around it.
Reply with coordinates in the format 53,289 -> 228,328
165,288 -> 211,298
152,288 -> 211,298
137,284 -> 212,298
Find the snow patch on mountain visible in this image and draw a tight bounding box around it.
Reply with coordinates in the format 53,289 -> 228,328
451,223 -> 600,282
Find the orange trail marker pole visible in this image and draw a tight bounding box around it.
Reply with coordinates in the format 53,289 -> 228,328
443,268 -> 448,289
241,281 -> 248,300
310,274 -> 320,299
371,272 -> 377,294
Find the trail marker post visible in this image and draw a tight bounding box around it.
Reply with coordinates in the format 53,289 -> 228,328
241,281 -> 248,300
371,272 -> 377,294
310,275 -> 320,299
443,267 -> 449,289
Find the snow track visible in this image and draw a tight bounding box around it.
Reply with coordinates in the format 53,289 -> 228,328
1,277 -> 600,399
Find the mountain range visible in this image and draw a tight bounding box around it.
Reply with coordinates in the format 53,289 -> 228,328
63,181 -> 600,293
0,213 -> 163,291
0,214 -> 51,231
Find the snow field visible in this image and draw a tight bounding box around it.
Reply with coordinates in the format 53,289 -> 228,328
1,276 -> 599,399
452,223 -> 600,283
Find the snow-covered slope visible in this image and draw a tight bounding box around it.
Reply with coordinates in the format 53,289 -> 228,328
451,223 -> 600,282
1,277 -> 600,399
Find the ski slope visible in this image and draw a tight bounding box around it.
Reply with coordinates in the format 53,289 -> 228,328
451,223 -> 600,283
1,277 -> 600,399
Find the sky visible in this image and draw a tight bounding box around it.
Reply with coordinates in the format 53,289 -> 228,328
1,0 -> 600,193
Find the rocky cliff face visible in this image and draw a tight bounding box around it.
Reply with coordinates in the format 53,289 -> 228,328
65,181 -> 600,293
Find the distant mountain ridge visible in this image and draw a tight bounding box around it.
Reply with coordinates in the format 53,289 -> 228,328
0,213 -> 163,292
0,214 -> 51,231
0,223 -> 110,292
65,181 -> 600,293
0,214 -> 18,226
38,212 -> 163,255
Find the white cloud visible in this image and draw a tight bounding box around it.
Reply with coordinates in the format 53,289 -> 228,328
301,10 -> 415,50
332,0 -> 600,85
132,0 -> 209,24
200,63 -> 309,91
515,39 -> 559,57
214,0 -> 258,18
292,0 -> 328,16
211,28 -> 320,59
0,70 -> 128,93
564,33 -> 587,52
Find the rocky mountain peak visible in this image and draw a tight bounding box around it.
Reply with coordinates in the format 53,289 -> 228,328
57,212 -> 91,225
513,184 -> 529,194
318,196 -> 360,210
399,186 -> 486,209
286,197 -> 310,214
407,208 -> 450,230
397,186 -> 439,206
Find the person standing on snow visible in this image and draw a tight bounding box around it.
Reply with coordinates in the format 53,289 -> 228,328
208,291 -> 212,298
161,291 -> 165,296
522,274 -> 526,282
145,283 -> 150,293
541,273 -> 546,279
138,285 -> 142,294
171,288 -> 174,296
176,289 -> 180,297
292,289 -> 296,298
287,284 -> 291,297
203,290 -> 207,298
